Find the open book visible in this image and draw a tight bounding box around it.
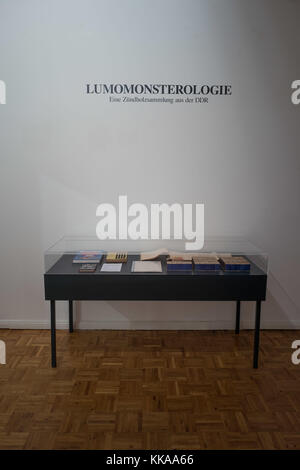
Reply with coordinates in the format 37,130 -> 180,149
140,248 -> 224,261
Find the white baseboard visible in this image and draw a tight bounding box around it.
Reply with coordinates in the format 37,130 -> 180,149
0,319 -> 300,330
0,320 -> 69,329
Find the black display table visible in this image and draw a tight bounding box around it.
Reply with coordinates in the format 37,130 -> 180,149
44,254 -> 267,368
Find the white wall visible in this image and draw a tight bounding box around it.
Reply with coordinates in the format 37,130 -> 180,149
0,0 -> 299,330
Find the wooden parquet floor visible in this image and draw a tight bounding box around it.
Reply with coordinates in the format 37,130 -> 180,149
0,328 -> 300,449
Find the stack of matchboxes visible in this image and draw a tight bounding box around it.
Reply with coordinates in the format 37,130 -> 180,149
166,254 -> 250,273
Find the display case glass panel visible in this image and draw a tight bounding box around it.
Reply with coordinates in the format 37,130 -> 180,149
44,236 -> 268,275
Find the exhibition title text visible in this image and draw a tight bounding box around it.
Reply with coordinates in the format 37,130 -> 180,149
86,83 -> 232,96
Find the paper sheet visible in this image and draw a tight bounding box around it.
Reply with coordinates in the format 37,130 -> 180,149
101,263 -> 122,272
132,261 -> 162,272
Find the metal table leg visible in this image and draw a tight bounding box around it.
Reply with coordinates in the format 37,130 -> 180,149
235,300 -> 241,334
69,300 -> 73,333
253,300 -> 261,369
50,300 -> 56,368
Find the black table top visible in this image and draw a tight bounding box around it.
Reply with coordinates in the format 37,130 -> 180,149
44,255 -> 267,301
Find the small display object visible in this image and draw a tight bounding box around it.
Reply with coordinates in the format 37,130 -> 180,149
167,260 -> 193,272
141,248 -> 194,261
101,263 -> 122,272
193,256 -> 221,272
132,260 -> 162,272
73,251 -> 103,264
105,252 -> 128,263
140,248 -> 168,260
79,263 -> 98,273
219,256 -> 251,272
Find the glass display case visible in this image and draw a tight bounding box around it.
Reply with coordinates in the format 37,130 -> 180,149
44,236 -> 268,274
